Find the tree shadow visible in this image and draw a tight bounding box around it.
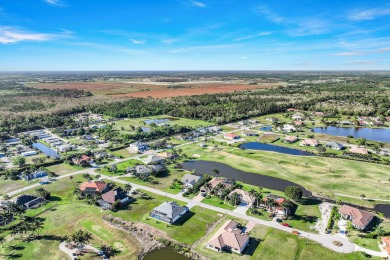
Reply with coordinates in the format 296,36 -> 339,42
299,198 -> 321,206
49,196 -> 62,202
292,215 -> 318,224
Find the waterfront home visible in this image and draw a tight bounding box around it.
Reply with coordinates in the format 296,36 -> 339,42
207,220 -> 249,254
299,139 -> 319,147
260,194 -> 291,217
340,121 -> 352,125
79,181 -> 108,196
284,136 -> 298,143
98,188 -> 130,210
372,121 -> 385,127
181,174 -> 203,189
224,133 -> 240,140
339,205 -> 374,230
228,189 -> 254,205
242,130 -> 258,136
325,142 -> 345,150
201,178 -> 235,196
14,195 -> 45,210
149,201 -> 188,224
349,147 -> 369,155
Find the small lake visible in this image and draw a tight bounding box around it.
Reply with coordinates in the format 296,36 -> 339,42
144,118 -> 172,125
313,126 -> 390,143
32,143 -> 61,159
240,142 -> 314,156
143,247 -> 188,260
260,126 -> 273,131
182,160 -> 311,197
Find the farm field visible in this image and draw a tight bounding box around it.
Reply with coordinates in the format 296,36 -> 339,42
29,81 -> 278,98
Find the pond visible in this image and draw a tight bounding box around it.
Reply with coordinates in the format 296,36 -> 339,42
313,126 -> 390,143
240,142 -> 314,156
143,247 -> 188,260
182,160 -> 312,197
374,204 -> 390,218
260,126 -> 273,131
144,118 -> 172,125
32,143 -> 61,159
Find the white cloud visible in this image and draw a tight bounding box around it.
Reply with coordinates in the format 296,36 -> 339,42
334,51 -> 361,56
190,1 -> 206,8
0,27 -> 71,44
162,39 -> 176,44
348,8 -> 390,21
130,39 -> 145,45
256,6 -> 330,36
45,0 -> 65,7
347,60 -> 379,65
233,32 -> 271,41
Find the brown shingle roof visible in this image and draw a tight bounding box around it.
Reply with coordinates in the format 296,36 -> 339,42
208,220 -> 249,251
339,205 -> 374,228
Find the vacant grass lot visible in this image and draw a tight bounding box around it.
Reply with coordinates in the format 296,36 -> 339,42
202,195 -> 236,210
180,144 -> 390,206
46,163 -> 84,176
284,199 -> 321,232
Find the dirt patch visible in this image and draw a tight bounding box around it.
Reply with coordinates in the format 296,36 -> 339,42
29,82 -> 277,98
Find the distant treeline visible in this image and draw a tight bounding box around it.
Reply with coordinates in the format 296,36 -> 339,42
0,79 -> 389,136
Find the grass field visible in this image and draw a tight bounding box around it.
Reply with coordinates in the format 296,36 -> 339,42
179,143 -> 390,207
202,196 -> 236,210
46,163 -> 84,176
284,199 -> 321,232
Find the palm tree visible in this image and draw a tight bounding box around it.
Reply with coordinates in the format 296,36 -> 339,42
124,184 -> 132,192
31,218 -> 44,238
211,168 -> 219,177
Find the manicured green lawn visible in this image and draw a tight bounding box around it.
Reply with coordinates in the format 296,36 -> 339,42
284,199 -> 321,232
46,163 -> 83,176
99,159 -> 140,176
110,148 -> 135,158
202,195 -> 236,210
252,228 -> 373,260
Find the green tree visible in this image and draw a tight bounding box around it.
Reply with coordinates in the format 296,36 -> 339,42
284,186 -> 303,201
13,156 -> 26,167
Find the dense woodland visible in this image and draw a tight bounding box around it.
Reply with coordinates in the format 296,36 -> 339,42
0,74 -> 389,137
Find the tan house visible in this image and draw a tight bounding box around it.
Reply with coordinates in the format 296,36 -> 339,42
207,220 -> 249,254
284,136 -> 298,143
156,152 -> 174,159
339,205 -> 374,230
299,138 -> 319,147
349,147 -> 369,155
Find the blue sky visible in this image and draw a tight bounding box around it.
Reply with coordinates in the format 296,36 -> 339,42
1,0 -> 390,70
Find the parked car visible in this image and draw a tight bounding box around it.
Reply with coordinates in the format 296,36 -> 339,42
276,218 -> 282,223
282,222 -> 291,227
292,230 -> 300,235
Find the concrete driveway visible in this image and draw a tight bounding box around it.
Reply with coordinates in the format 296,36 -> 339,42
233,202 -> 251,214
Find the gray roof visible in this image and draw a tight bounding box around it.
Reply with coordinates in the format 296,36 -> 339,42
153,201 -> 187,219
144,155 -> 164,164
181,174 -> 202,186
326,142 -> 344,149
